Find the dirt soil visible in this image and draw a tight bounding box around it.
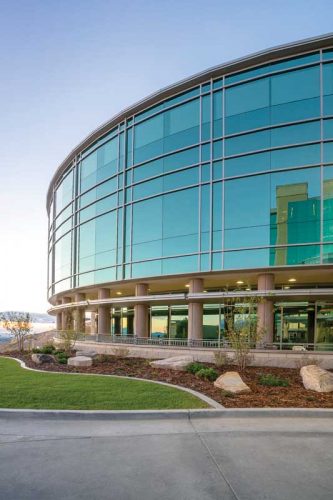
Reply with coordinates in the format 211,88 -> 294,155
3,353 -> 333,408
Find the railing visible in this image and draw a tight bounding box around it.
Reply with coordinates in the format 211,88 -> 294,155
53,331 -> 333,351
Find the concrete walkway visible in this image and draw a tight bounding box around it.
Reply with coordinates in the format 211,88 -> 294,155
0,413 -> 332,499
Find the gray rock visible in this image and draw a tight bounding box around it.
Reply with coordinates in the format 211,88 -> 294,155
75,350 -> 98,359
300,365 -> 333,393
150,355 -> 193,371
214,371 -> 251,393
68,356 -> 93,367
31,353 -> 55,364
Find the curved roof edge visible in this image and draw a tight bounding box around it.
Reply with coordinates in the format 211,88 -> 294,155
46,32 -> 333,210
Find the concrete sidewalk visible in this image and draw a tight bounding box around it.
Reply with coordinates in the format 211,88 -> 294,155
0,413 -> 332,499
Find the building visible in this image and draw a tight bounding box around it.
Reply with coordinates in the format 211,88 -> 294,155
47,34 -> 333,350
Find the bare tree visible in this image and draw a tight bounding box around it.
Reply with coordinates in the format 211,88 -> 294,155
0,311 -> 32,352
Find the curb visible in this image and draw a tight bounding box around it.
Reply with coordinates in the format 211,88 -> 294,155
1,356 -> 223,410
0,407 -> 332,420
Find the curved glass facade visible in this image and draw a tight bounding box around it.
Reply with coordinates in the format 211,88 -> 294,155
48,43 -> 333,299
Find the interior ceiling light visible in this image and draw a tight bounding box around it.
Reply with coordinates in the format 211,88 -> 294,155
116,291 -> 122,295
185,284 -> 190,288
288,278 -> 297,282
246,287 -> 251,291
284,286 -> 290,290
236,280 -> 244,284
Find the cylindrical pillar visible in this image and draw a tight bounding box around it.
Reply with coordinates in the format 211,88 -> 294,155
134,283 -> 149,338
61,296 -> 72,330
74,293 -> 85,333
98,288 -> 111,335
257,273 -> 275,344
188,278 -> 203,341
56,300 -> 62,330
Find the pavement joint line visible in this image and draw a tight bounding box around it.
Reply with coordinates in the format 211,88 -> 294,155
1,356 -> 223,410
188,417 -> 240,500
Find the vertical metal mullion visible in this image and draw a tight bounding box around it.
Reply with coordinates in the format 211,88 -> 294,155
198,93 -> 202,270
221,77 -> 225,269
73,159 -> 79,290
129,123 -> 134,277
209,80 -> 213,270
115,128 -> 120,276
320,50 -> 324,265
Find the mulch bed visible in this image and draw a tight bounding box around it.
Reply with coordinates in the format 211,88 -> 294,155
2,352 -> 333,408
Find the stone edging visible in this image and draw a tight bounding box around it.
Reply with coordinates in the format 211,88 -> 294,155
1,356 -> 223,410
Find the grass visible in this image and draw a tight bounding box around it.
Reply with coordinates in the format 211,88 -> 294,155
0,358 -> 208,410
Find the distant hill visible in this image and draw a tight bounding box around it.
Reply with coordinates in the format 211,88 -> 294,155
0,312 -> 55,323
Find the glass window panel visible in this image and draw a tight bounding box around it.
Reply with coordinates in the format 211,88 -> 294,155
162,233 -> 198,256
226,78 -> 269,116
226,107 -> 270,135
202,82 -> 211,93
213,90 -> 222,138
151,306 -> 169,338
203,304 -> 220,340
54,232 -> 72,281
213,79 -> 223,90
134,157 -> 163,182
224,248 -> 269,269
271,66 -> 320,105
164,99 -> 200,153
201,184 -> 210,252
162,187 -> 198,239
132,259 -> 162,278
132,197 -> 163,244
133,177 -> 163,200
224,175 -> 270,244
213,161 -> 222,180
271,97 -> 320,125
95,267 -> 116,284
212,252 -> 222,270
225,129 -> 270,156
271,121 -> 320,147
212,182 -> 222,250
170,306 -> 188,339
324,142 -> 333,163
162,255 -> 198,275
324,119 -> 333,140
323,166 -> 333,243
132,240 -> 162,261
163,166 -> 199,191
163,147 -> 199,173
200,253 -> 210,271
225,151 -> 270,177
201,94 -> 211,141
323,49 -> 333,61
56,170 -> 74,214
270,245 -> 320,266
201,143 -> 210,162
201,163 -> 211,182
164,87 -> 200,107
213,140 -> 222,159
134,114 -> 164,164
271,144 -> 320,170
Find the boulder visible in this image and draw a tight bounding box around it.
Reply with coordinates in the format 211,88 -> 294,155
31,353 -> 55,364
150,355 -> 193,371
75,350 -> 98,359
68,356 -> 93,367
214,371 -> 251,393
300,365 -> 333,393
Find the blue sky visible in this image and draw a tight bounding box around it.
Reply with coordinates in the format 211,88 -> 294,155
0,0 -> 332,312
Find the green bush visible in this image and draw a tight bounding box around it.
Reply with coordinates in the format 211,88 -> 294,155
259,374 -> 289,387
57,357 -> 68,364
40,344 -> 56,355
54,351 -> 70,364
32,348 -> 41,354
186,362 -> 206,374
195,367 -> 218,382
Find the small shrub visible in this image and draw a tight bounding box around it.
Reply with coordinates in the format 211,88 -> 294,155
259,374 -> 289,387
40,344 -> 56,355
57,357 -> 68,364
186,362 -> 205,374
196,367 -> 218,382
55,351 -> 70,364
213,351 -> 229,368
111,346 -> 130,358
32,348 -> 41,354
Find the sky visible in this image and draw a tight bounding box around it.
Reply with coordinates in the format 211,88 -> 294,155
0,0 -> 332,313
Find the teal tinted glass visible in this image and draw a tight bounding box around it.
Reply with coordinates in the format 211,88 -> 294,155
271,121 -> 320,147
323,49 -> 333,61
213,161 -> 223,180
132,197 -> 162,244
212,182 -> 222,250
324,142 -> 333,163
56,170 -> 73,214
201,94 -> 211,141
271,66 -> 320,105
324,119 -> 333,140
201,143 -> 210,162
162,255 -> 198,275
213,140 -> 222,159
323,63 -> 333,116
134,114 -> 164,164
323,166 -> 333,244
225,129 -> 270,156
225,53 -> 319,85
271,144 -> 320,169
224,248 -> 269,269
201,184 -> 210,251
225,151 -> 270,177
213,91 -> 223,138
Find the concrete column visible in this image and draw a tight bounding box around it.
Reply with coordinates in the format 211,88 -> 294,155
257,273 -> 275,344
74,293 -> 85,333
98,288 -> 111,335
56,300 -> 62,330
188,278 -> 204,341
61,296 -> 72,330
134,283 -> 149,338
90,312 -> 97,335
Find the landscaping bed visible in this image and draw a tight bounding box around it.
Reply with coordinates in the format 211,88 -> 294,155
3,352 -> 333,408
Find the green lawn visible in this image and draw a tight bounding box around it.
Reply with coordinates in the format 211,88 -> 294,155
0,358 -> 208,410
